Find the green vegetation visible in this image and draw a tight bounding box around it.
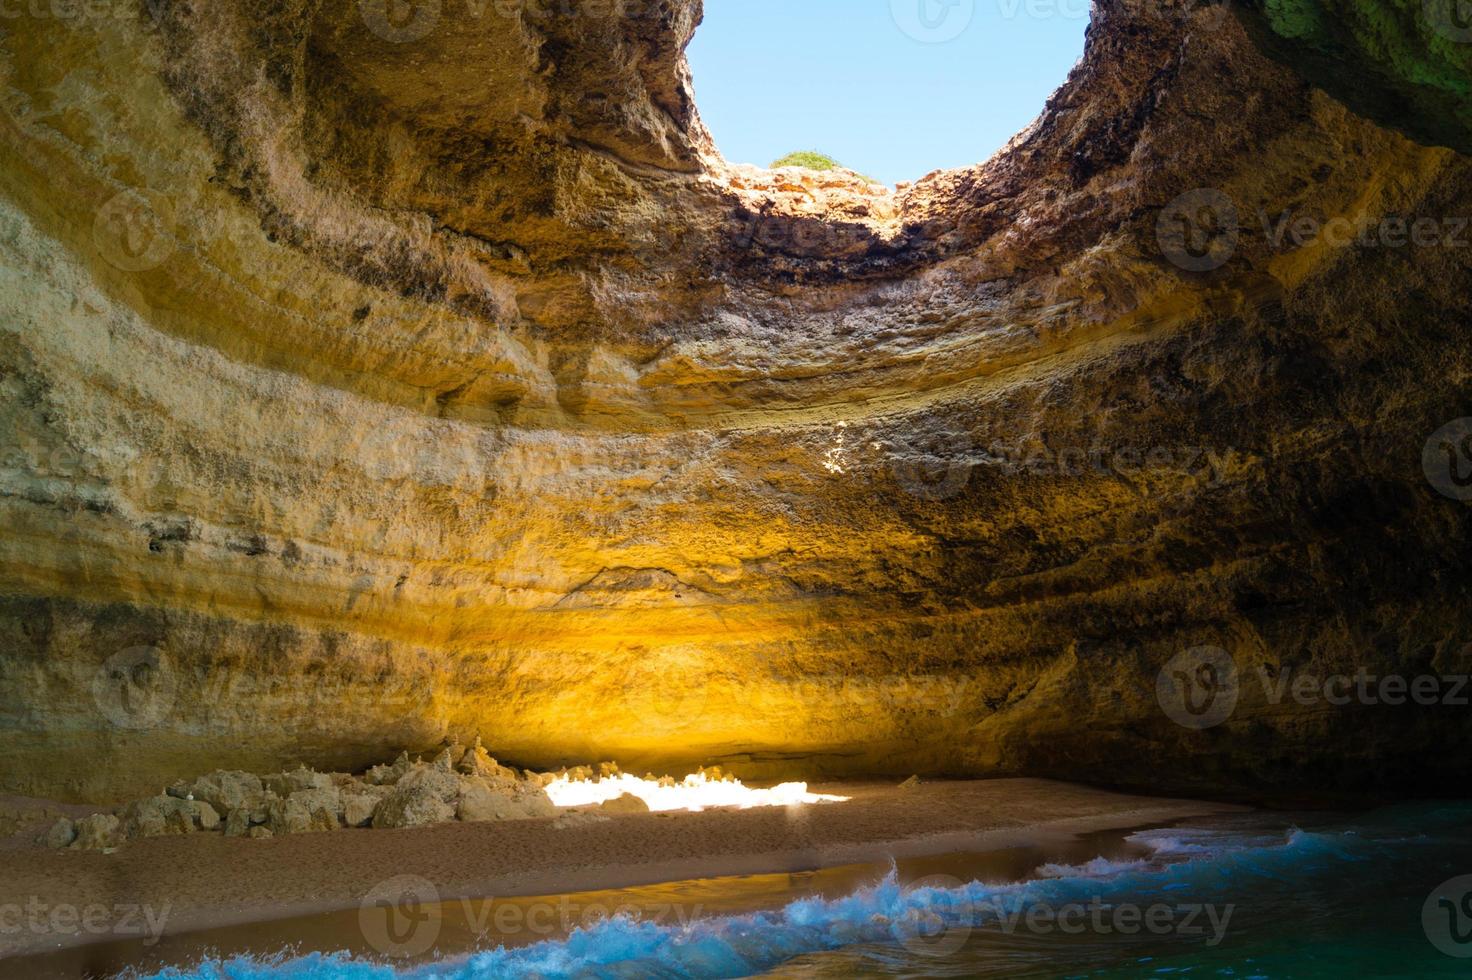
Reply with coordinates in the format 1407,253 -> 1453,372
770,151 -> 883,185
770,150 -> 844,171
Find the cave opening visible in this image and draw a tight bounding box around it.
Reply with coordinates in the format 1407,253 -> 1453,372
686,0 -> 1089,185
7,0 -> 1472,975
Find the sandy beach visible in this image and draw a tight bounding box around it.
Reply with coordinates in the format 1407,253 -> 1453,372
0,778 -> 1246,975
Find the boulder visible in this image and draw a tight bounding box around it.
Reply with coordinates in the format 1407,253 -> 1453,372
456,777 -> 558,822
189,800 -> 221,831
248,826 -> 274,839
342,792 -> 381,828
122,795 -> 196,839
365,751 -> 414,786
223,795 -> 270,836
456,779 -> 545,822
514,783 -> 558,819
184,771 -> 264,814
45,817 -> 76,849
373,789 -> 454,830
431,745 -> 460,771
597,793 -> 650,815
287,786 -> 342,831
72,813 -> 121,850
396,762 -> 461,800
224,807 -> 253,837
372,781 -> 455,829
265,766 -> 332,797
266,797 -> 312,835
456,738 -> 520,784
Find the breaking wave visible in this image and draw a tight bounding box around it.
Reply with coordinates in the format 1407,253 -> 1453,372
136,803 -> 1472,980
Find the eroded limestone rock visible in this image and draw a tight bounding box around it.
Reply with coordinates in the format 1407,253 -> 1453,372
597,794 -> 651,815
45,818 -> 75,850
265,767 -> 334,798
0,0 -> 1469,805
372,785 -> 455,830
342,789 -> 385,829
121,796 -> 198,839
457,738 -> 521,784
55,751 -> 561,847
168,771 -> 265,815
72,814 -> 121,851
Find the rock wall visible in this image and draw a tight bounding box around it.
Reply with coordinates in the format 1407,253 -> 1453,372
1,0 -> 1470,803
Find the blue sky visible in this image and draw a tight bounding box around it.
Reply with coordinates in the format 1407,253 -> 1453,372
686,0 -> 1090,185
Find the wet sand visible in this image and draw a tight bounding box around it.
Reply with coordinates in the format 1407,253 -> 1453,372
0,778 -> 1246,975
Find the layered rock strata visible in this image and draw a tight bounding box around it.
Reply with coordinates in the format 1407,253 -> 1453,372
1,0 -> 1470,802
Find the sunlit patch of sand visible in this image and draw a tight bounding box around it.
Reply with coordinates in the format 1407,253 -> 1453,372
544,772 -> 849,812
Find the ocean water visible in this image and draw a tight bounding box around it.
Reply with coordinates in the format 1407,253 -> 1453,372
117,802 -> 1472,979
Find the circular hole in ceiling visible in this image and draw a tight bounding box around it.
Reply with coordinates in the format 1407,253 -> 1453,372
687,0 -> 1090,186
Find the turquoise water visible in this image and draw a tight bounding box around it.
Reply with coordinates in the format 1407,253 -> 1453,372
132,803 -> 1472,980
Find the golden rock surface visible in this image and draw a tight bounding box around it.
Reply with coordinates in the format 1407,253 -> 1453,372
1,0 -> 1469,802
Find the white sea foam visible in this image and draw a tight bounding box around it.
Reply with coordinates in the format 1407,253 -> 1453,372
139,823 -> 1335,980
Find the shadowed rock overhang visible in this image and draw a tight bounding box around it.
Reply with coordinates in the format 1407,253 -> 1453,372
1,0 -> 1470,803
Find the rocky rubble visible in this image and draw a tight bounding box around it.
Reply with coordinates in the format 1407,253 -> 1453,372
45,741 -> 562,851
